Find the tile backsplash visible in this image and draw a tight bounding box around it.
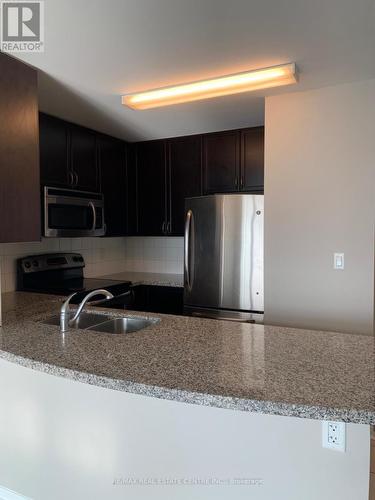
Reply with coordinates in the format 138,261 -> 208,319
0,237 -> 184,293
123,237 -> 184,275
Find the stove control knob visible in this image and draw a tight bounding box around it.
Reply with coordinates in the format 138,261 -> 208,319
32,260 -> 39,267
24,261 -> 31,269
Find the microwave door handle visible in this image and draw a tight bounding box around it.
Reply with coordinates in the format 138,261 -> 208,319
184,210 -> 193,291
88,201 -> 96,231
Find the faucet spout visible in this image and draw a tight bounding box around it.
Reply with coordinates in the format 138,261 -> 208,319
60,289 -> 114,332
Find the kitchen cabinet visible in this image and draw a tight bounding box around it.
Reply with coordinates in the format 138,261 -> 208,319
131,285 -> 183,315
98,135 -> 127,236
203,127 -> 264,194
126,144 -> 138,236
136,140 -> 167,236
203,130 -> 240,193
167,135 -> 202,235
241,127 -> 264,191
70,124 -> 99,191
134,135 -> 202,237
133,127 -> 263,237
39,113 -> 99,192
0,53 -> 40,243
39,113 -> 69,187
147,285 -> 184,315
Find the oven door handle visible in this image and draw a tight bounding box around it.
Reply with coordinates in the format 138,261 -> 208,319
88,201 -> 96,232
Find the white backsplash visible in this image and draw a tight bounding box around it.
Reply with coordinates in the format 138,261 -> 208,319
0,236 -> 184,293
123,237 -> 184,275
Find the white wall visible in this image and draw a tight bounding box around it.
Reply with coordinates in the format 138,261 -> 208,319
0,358 -> 371,500
264,79 -> 375,335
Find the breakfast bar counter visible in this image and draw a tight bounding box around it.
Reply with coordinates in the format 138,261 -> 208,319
0,292 -> 374,425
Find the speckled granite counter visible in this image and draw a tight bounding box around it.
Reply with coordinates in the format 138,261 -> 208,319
0,292 -> 374,424
99,271 -> 183,287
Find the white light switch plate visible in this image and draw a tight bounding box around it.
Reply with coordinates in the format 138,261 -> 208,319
334,253 -> 344,270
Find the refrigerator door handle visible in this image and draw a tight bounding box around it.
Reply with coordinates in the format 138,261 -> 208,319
184,209 -> 193,291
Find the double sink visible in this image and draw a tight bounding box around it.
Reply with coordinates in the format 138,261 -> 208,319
43,312 -> 159,334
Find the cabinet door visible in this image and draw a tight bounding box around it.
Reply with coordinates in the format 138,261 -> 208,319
70,125 -> 99,192
39,113 -> 70,187
98,136 -> 127,237
147,286 -> 184,315
136,141 -> 167,236
241,127 -> 264,192
203,130 -> 240,193
168,135 -> 202,236
0,53 -> 40,242
126,144 -> 138,236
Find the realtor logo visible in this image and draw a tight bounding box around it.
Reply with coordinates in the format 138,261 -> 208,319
1,1 -> 44,52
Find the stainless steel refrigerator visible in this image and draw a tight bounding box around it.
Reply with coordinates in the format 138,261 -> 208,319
184,194 -> 264,323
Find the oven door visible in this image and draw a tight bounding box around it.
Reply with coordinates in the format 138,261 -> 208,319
44,187 -> 106,237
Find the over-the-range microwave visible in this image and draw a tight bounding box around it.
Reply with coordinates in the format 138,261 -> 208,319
44,186 -> 106,237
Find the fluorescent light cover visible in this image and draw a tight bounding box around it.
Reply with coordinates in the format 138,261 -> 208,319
122,63 -> 297,110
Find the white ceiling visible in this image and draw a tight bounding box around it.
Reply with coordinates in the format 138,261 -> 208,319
16,0 -> 375,141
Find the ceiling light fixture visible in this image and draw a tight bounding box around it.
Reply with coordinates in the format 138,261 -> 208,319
122,63 -> 297,110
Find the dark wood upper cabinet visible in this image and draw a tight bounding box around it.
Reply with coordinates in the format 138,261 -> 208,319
203,130 -> 240,193
126,144 -> 138,236
98,135 -> 127,237
39,112 -> 69,187
241,127 -> 264,192
70,125 -> 98,192
40,113 -> 99,192
167,135 -> 202,236
136,140 -> 167,236
38,114 -> 263,239
0,53 -> 40,243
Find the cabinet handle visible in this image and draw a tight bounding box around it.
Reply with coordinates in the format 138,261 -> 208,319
74,171 -> 79,186
68,171 -> 74,186
167,221 -> 171,234
240,177 -> 244,189
162,221 -> 166,234
235,177 -> 238,188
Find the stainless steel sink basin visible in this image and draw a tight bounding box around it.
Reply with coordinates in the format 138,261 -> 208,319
42,312 -> 112,330
87,317 -> 160,334
42,312 -> 159,334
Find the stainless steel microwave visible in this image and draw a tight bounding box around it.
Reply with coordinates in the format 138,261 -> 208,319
44,187 -> 106,237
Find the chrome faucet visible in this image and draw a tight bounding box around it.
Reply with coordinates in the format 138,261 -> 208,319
60,289 -> 114,332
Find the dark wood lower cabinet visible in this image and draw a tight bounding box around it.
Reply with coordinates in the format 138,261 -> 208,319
131,285 -> 184,316
0,53 -> 40,243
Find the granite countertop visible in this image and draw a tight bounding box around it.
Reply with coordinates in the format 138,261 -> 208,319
0,292 -> 374,424
99,271 -> 183,287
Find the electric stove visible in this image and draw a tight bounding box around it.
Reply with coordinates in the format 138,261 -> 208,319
17,252 -> 132,306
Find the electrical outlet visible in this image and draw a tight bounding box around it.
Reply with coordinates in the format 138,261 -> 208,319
322,421 -> 346,452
